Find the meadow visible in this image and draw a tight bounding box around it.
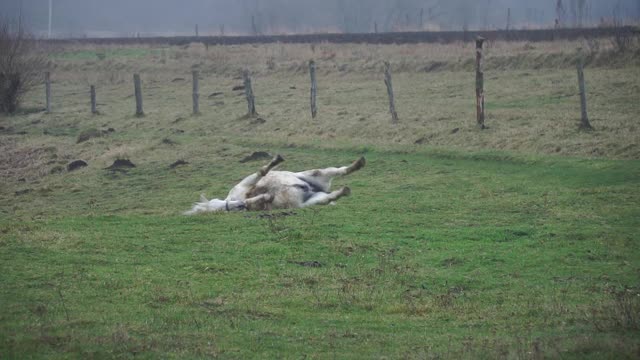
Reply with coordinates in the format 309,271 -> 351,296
1,37 -> 639,358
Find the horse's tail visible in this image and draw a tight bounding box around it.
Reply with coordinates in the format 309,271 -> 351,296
183,194 -> 210,215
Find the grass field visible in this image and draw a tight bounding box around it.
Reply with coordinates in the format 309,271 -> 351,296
1,39 -> 639,358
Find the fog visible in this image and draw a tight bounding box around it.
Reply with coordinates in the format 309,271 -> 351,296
1,0 -> 639,37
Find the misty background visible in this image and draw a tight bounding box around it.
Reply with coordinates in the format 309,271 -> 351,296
1,0 -> 639,38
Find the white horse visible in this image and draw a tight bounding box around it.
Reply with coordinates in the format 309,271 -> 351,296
184,155 -> 365,214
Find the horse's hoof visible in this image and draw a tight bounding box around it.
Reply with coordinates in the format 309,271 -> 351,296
273,154 -> 285,164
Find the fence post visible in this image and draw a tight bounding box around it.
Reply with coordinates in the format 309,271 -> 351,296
133,73 -> 144,117
309,60 -> 317,119
192,70 -> 200,115
45,72 -> 51,113
475,37 -> 486,129
383,61 -> 399,124
577,56 -> 593,130
90,85 -> 98,115
243,69 -> 257,116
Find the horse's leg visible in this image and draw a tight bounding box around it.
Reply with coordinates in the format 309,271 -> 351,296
226,154 -> 284,200
244,193 -> 275,211
301,187 -> 351,207
295,157 -> 365,192
259,154 -> 285,176
298,157 -> 365,178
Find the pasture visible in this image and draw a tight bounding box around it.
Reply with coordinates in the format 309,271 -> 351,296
1,38 -> 639,358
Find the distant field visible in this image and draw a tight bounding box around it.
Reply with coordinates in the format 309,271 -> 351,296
1,38 -> 639,358
4,36 -> 638,161
50,26 -> 640,46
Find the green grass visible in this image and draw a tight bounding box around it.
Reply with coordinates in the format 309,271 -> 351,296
1,146 -> 639,358
1,40 -> 639,358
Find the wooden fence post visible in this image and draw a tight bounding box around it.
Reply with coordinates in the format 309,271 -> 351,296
475,37 -> 486,129
383,61 -> 399,124
243,69 -> 257,116
45,72 -> 51,113
577,57 -> 593,130
90,85 -> 98,115
192,70 -> 200,115
309,60 -> 317,119
133,73 -> 144,117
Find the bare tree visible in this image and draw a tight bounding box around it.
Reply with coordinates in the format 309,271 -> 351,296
611,1 -> 635,52
0,21 -> 47,114
577,0 -> 589,27
556,0 -> 568,27
568,0 -> 589,27
482,0 -> 492,30
381,0 -> 442,32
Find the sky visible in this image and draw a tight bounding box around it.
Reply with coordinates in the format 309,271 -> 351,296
1,0 -> 638,37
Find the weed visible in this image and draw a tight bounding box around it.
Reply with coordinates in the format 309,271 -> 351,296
587,286 -> 640,332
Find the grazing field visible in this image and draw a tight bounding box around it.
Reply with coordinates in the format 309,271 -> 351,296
1,39 -> 639,358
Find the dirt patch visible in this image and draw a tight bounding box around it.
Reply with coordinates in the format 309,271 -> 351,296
67,160 -> 88,172
423,61 -> 448,72
105,159 -> 136,170
415,136 -> 432,145
288,260 -> 323,268
441,257 -> 464,267
169,160 -> 189,169
239,151 -> 271,163
245,211 -> 297,219
15,189 -> 32,196
250,117 -> 266,125
50,165 -> 65,174
77,128 -> 102,143
208,92 -> 223,98
77,127 -> 115,143
161,138 -> 177,145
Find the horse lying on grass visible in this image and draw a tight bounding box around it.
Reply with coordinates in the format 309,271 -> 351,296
184,155 -> 366,214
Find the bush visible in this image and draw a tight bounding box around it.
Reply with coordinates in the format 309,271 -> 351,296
610,26 -> 635,53
0,22 -> 47,114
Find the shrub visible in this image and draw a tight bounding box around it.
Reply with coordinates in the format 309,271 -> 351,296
610,26 -> 635,53
0,21 -> 47,114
